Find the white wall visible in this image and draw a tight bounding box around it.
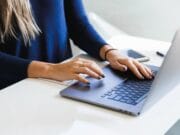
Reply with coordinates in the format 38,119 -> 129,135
84,0 -> 180,42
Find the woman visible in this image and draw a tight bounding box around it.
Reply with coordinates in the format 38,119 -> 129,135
0,0 -> 153,89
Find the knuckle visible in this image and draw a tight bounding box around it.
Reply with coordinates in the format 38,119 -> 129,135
86,62 -> 93,67
133,59 -> 139,64
83,67 -> 89,72
127,59 -> 132,63
72,58 -> 78,62
83,67 -> 87,72
72,60 -> 78,64
123,58 -> 131,63
136,61 -> 143,67
71,58 -> 76,62
76,58 -> 81,61
73,63 -> 79,67
76,58 -> 82,62
74,61 -> 81,66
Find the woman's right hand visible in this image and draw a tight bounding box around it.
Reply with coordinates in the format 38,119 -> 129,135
28,58 -> 105,84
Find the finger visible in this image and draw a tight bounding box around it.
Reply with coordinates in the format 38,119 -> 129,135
75,58 -> 104,76
112,60 -> 127,72
144,67 -> 154,79
73,58 -> 90,67
83,62 -> 104,77
73,58 -> 84,67
126,61 -> 144,79
133,61 -> 152,79
76,58 -> 93,65
144,66 -> 153,76
74,58 -> 105,77
74,74 -> 90,84
75,67 -> 102,80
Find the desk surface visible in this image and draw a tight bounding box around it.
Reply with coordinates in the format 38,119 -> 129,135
1,35 -> 179,135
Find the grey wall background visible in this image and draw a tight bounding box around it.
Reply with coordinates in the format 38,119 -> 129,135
84,0 -> 180,42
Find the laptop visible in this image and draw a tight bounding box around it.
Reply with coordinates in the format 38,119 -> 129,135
60,30 -> 180,116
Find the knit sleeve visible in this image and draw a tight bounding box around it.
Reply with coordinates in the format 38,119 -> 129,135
0,51 -> 31,89
64,0 -> 108,59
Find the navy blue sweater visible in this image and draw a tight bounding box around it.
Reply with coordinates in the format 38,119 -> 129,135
0,0 -> 107,89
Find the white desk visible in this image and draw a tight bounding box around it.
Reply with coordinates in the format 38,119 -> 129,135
1,35 -> 179,135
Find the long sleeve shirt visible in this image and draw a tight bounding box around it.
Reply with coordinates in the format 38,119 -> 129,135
0,0 -> 107,89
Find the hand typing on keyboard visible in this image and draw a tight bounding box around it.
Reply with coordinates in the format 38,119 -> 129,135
101,79 -> 153,105
101,70 -> 157,105
100,46 -> 154,80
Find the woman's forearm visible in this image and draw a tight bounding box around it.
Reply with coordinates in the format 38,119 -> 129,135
28,44 -> 113,79
27,58 -> 104,84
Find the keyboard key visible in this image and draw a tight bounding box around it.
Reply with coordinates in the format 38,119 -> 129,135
135,94 -> 148,104
113,95 -> 122,101
107,94 -> 117,99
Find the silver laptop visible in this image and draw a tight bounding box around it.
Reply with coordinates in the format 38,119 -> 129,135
60,30 -> 180,116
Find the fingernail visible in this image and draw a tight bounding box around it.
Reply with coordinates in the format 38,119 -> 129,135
87,82 -> 90,85
148,76 -> 152,79
141,76 -> 145,79
101,74 -> 105,78
98,76 -> 102,80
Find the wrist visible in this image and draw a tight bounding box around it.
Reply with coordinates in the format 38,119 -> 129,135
100,45 -> 114,60
104,49 -> 118,61
105,49 -> 119,61
27,61 -> 54,79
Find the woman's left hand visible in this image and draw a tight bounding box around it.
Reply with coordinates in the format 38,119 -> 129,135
106,49 -> 153,79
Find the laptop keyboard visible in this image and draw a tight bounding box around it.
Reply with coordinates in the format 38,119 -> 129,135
101,71 -> 157,105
